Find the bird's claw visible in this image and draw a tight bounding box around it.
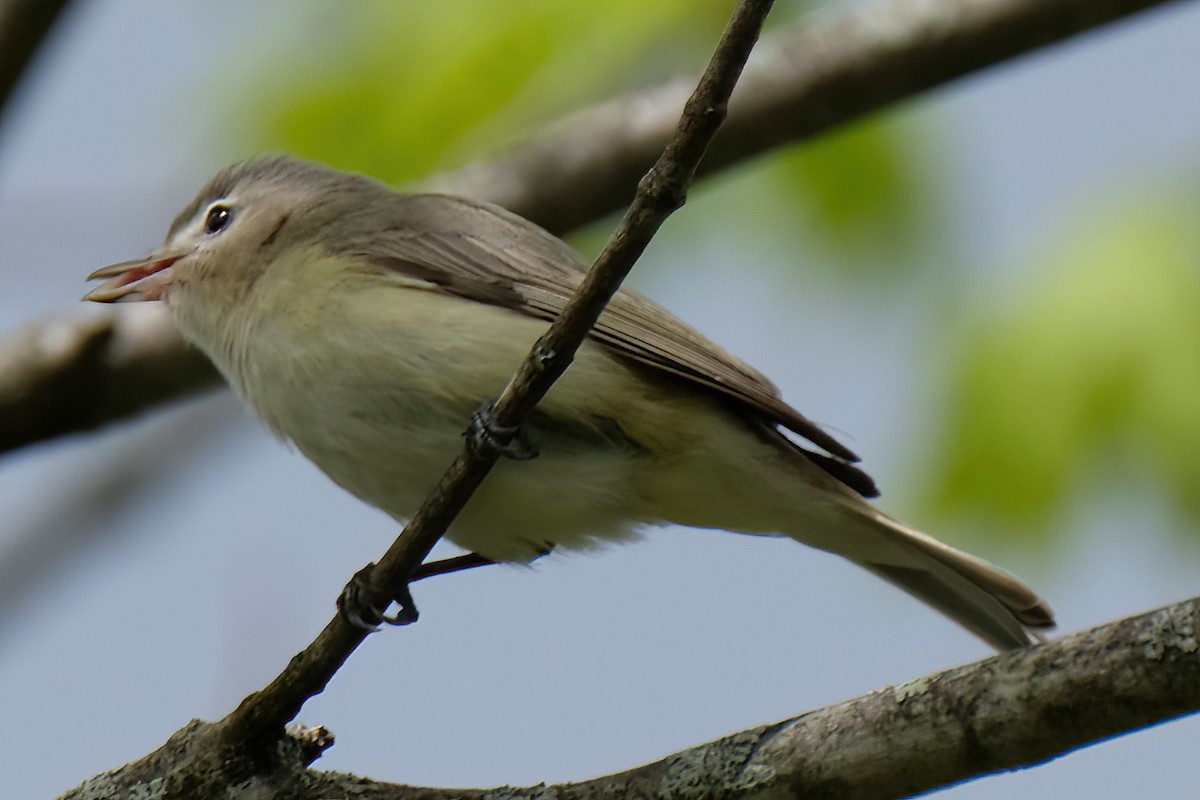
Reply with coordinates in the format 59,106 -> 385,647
338,563 -> 420,631
465,400 -> 539,460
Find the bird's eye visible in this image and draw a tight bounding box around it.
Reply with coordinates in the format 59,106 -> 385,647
203,204 -> 232,235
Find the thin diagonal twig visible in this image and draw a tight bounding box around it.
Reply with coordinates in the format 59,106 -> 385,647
221,0 -> 777,750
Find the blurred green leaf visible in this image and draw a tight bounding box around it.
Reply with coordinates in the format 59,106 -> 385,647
240,2 -> 934,280
641,110 -> 932,287
925,201 -> 1200,536
771,115 -> 929,268
247,1 -> 731,185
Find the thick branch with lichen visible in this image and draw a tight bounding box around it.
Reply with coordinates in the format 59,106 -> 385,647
63,596 -> 1200,799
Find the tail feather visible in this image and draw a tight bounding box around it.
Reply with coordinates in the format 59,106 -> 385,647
796,505 -> 1054,650
864,562 -> 1040,650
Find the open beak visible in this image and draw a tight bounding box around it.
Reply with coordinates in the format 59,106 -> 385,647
83,253 -> 184,303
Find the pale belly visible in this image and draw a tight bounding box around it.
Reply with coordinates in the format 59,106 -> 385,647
204,279 -> 810,562
234,294 -> 657,561
283,389 -> 648,561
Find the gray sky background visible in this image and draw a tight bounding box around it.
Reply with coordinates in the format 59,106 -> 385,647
1,2 -> 1198,797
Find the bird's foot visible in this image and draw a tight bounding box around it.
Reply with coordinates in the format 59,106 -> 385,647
338,563 -> 419,631
339,546 -> 556,631
465,399 -> 539,460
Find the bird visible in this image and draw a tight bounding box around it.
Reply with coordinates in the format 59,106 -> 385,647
85,154 -> 1054,649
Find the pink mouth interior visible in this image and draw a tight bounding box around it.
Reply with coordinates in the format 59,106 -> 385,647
117,262 -> 168,288
86,255 -> 182,303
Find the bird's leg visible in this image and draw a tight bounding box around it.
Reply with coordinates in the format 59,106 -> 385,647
338,547 -> 554,631
411,551 -> 497,582
412,545 -> 554,581
465,399 -> 539,460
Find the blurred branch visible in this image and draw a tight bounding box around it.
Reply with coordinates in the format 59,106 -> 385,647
430,0 -> 1183,235
0,0 -> 1181,457
0,306 -> 219,453
0,0 -> 73,124
63,595 -> 1200,798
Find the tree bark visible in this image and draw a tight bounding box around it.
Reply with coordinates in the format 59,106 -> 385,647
62,596 -> 1200,799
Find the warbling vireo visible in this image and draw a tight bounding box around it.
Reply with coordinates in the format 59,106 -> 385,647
84,155 -> 1053,649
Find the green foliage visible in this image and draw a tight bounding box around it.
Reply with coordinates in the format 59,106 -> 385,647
243,2 -> 929,273
771,115 -> 928,267
250,1 -> 730,184
645,111 -> 931,286
925,201 -> 1200,534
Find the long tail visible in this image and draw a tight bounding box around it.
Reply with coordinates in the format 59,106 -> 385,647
797,505 -> 1054,650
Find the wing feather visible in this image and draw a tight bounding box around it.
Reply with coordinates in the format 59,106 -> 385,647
336,194 -> 878,496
